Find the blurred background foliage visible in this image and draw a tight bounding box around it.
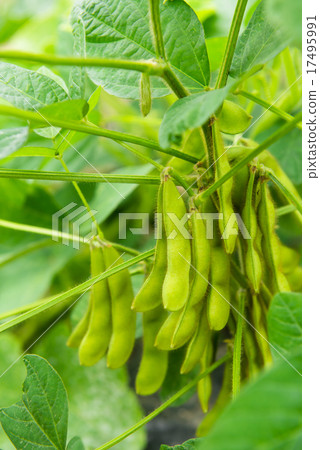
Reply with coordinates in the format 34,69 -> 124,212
0,0 -> 301,448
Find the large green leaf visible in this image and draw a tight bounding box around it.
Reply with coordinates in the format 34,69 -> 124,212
66,436 -> 85,450
159,86 -> 230,148
0,62 -> 69,110
69,17 -> 87,100
268,292 -> 302,363
0,355 -> 68,450
35,322 -> 146,450
198,353 -> 302,450
0,127 -> 29,159
38,99 -> 89,122
71,0 -> 210,99
230,0 -> 290,77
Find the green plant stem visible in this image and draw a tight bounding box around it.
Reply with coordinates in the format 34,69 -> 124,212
267,170 -> 302,215
0,219 -> 140,256
95,353 -> 230,450
0,168 -> 161,184
0,248 -> 155,334
232,290 -> 245,398
149,0 -> 166,60
276,204 -> 297,217
162,65 -> 189,98
168,167 -> 195,195
236,89 -> 302,129
0,50 -> 165,74
199,112 -> 302,200
59,158 -> 103,237
0,105 -> 198,163
215,0 -> 248,88
118,142 -> 164,171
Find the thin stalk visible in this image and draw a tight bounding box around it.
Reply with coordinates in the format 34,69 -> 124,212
267,170 -> 302,215
148,0 -> 166,60
276,204 -> 297,217
118,142 -> 164,171
59,158 -> 103,237
162,66 -> 189,98
200,112 -> 302,199
0,105 -> 198,163
0,50 -> 165,75
168,167 -> 195,196
95,354 -> 230,450
0,219 -> 140,256
215,0 -> 248,89
232,290 -> 246,398
0,168 -> 161,184
0,249 -> 155,334
236,90 -> 302,129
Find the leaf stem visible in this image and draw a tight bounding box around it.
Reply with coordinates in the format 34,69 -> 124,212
236,89 -> 302,129
215,0 -> 248,89
0,168 -> 161,184
0,219 -> 140,255
162,65 -> 189,98
118,142 -> 164,171
148,0 -> 166,61
0,105 -> 198,163
199,112 -> 302,199
232,290 -> 245,398
267,169 -> 302,215
0,249 -> 155,333
0,50 -> 165,75
95,353 -> 230,450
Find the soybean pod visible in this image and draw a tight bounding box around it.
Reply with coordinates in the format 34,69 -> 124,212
79,243 -> 112,366
135,306 -> 168,395
132,183 -> 166,312
213,120 -> 238,254
180,304 -> 210,374
251,295 -> 272,367
197,339 -> 213,413
67,301 -> 91,348
162,172 -> 191,311
242,166 -> 262,293
188,204 -> 211,306
258,179 -> 290,293
103,244 -> 136,369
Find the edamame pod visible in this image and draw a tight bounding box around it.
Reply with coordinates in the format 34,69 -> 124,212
242,167 -> 262,293
218,100 -> 252,135
79,243 -> 112,366
139,73 -> 151,117
213,121 -> 238,254
155,305 -> 198,350
251,295 -> 272,366
197,340 -> 213,413
132,184 -> 166,311
188,206 -> 211,306
103,244 -> 136,369
135,307 -> 168,395
258,180 -> 290,293
67,302 -> 91,348
180,305 -> 210,374
162,173 -> 191,311
207,247 -> 231,331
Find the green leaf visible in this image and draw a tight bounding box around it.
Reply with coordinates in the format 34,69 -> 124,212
71,0 -> 210,98
67,436 -> 85,450
0,146 -> 56,161
69,17 -> 87,100
265,0 -> 302,46
268,292 -> 302,362
199,352 -> 302,450
38,99 -> 89,122
0,355 -> 68,450
159,85 -> 231,148
35,322 -> 146,450
0,127 -> 29,159
230,0 -> 290,77
160,438 -> 200,450
0,62 -> 69,110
